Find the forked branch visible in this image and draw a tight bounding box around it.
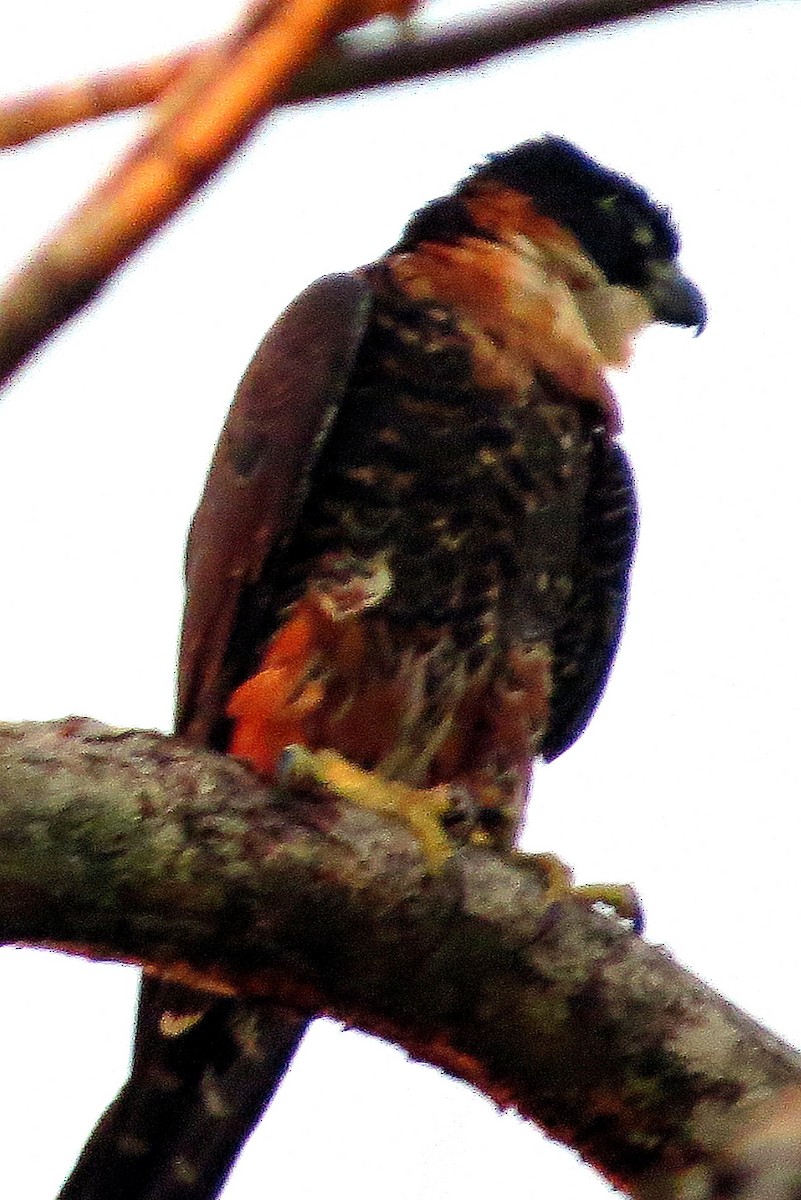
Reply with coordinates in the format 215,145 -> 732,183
0,0 -> 723,388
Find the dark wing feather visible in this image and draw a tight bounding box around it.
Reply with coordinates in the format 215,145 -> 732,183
177,272 -> 372,743
542,440 -> 637,761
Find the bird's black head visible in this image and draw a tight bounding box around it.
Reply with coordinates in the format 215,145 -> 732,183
395,136 -> 705,331
474,136 -> 680,291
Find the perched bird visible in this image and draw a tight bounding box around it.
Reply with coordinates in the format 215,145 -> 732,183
59,136 -> 704,1200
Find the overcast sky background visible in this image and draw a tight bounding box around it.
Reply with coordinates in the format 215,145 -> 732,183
1,1 -> 800,1197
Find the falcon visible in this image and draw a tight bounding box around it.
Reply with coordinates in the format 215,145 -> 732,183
60,136 -> 704,1200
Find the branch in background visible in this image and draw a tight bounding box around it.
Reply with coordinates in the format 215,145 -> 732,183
291,0 -> 723,104
0,48 -> 204,149
0,0 -> 718,149
0,0 -> 724,389
0,0 -> 416,390
1,717 -> 799,1200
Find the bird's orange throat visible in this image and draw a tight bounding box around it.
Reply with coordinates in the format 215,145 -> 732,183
387,180 -> 635,433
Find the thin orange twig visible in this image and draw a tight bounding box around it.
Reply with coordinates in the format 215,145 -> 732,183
0,48 -> 205,149
0,0 -> 416,388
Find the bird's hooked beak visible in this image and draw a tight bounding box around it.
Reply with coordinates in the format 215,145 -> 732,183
641,260 -> 707,334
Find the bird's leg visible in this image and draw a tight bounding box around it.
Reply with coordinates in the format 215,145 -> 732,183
450,761 -> 643,930
571,880 -> 644,931
278,747 -> 642,925
473,656 -> 644,930
278,744 -> 454,868
507,851 -> 643,931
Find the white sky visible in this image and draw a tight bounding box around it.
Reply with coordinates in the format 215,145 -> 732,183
1,1 -> 800,1198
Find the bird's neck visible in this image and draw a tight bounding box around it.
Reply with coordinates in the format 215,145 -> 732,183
386,182 -> 653,434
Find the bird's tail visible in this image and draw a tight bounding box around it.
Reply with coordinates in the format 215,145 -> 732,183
58,979 -> 308,1200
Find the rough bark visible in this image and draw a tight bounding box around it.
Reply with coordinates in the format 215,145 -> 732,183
0,717 -> 798,1199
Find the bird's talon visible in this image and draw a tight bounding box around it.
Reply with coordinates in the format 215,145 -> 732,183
440,786 -> 481,843
276,744 -> 319,789
523,851 -> 576,901
277,746 -> 453,868
573,882 -> 644,933
508,853 -> 643,931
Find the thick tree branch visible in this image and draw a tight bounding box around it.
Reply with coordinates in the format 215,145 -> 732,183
0,717 -> 798,1199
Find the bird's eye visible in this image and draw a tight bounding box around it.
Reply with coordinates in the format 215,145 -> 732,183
632,225 -> 654,247
597,195 -> 618,214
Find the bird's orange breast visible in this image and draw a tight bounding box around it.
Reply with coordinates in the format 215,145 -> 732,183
226,571 -> 555,849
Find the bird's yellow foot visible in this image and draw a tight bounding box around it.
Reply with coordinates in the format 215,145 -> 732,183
278,745 -> 453,868
572,882 -> 643,932
509,851 -> 643,932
